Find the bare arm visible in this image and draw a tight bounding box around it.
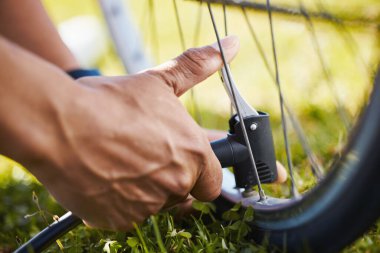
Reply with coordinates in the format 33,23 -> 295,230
0,36 -> 78,163
0,0 -> 79,70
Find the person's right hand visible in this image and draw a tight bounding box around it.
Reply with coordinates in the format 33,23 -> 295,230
28,36 -> 240,231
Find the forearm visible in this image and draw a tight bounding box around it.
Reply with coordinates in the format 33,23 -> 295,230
0,36 -> 80,169
0,0 -> 80,70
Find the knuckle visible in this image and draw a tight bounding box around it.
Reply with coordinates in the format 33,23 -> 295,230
199,138 -> 214,159
194,136 -> 215,168
181,47 -> 211,77
175,174 -> 194,195
145,69 -> 177,93
183,46 -> 218,63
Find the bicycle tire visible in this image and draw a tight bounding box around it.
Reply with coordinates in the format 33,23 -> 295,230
214,68 -> 380,252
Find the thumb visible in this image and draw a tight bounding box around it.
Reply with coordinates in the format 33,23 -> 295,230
146,35 -> 240,96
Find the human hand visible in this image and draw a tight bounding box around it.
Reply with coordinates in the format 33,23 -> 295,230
30,36 -> 240,231
170,129 -> 288,218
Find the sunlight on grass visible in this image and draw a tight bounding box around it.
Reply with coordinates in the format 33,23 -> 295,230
1,0 -> 379,252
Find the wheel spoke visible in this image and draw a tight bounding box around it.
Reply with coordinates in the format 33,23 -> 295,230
242,7 -> 324,180
172,0 -> 203,125
222,2 -> 228,36
315,0 -> 375,117
192,1 -> 203,47
221,3 -> 234,116
190,0 -> 379,27
172,0 -> 186,50
149,0 -> 160,62
138,0 -> 153,65
207,2 -> 267,201
315,0 -> 372,73
266,0 -> 299,197
298,1 -> 351,130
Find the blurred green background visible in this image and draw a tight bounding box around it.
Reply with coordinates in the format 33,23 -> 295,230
0,0 -> 379,252
40,0 -> 380,168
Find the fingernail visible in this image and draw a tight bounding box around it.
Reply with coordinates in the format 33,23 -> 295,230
211,35 -> 240,52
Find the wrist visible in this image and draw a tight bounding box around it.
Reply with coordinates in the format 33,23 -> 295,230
27,68 -> 101,179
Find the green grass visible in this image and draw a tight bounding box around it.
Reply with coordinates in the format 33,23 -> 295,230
0,128 -> 379,252
1,0 -> 380,252
0,108 -> 379,252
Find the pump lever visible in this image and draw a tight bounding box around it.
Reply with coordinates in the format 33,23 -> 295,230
219,64 -> 259,117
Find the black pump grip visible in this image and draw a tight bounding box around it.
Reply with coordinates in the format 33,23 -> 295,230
211,112 -> 278,188
211,135 -> 249,168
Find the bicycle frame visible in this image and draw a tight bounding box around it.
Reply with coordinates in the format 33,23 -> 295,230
98,0 -> 152,73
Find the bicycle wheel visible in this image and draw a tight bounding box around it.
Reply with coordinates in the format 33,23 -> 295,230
125,1 -> 380,252
15,0 -> 380,252
208,2 -> 380,253
215,68 -> 380,252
